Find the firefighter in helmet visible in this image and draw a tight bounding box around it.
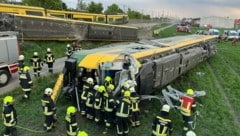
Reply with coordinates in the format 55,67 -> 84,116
41,88 -> 57,132
180,89 -> 196,136
30,52 -> 43,77
115,90 -> 131,136
130,87 -> 141,127
85,81 -> 96,120
44,48 -> 55,73
94,85 -> 104,125
66,44 -> 73,58
80,77 -> 94,115
2,96 -> 17,136
103,83 -> 115,134
18,54 -> 25,73
151,104 -> 173,136
65,106 -> 78,136
19,66 -> 32,99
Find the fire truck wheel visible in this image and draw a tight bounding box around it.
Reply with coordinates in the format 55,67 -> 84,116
0,70 -> 10,87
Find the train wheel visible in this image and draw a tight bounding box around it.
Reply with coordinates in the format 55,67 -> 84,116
0,70 -> 10,87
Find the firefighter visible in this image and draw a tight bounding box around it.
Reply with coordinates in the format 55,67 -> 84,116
18,54 -> 25,73
115,90 -> 131,136
80,77 -> 94,115
130,88 -> 141,127
85,82 -> 96,120
2,96 -> 17,136
103,84 -> 115,134
19,66 -> 32,99
180,89 -> 196,136
41,88 -> 57,132
77,130 -> 88,136
44,48 -> 55,73
65,106 -> 78,136
186,130 -> 196,136
104,76 -> 112,88
30,52 -> 43,77
151,104 -> 173,136
66,44 -> 73,58
94,85 -> 104,125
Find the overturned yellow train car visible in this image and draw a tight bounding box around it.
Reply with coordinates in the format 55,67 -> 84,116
52,35 -> 217,100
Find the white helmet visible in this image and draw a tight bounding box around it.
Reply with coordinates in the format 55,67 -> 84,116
47,48 -> 51,52
33,52 -> 38,56
44,88 -> 53,95
86,77 -> 94,85
161,104 -> 170,112
94,85 -> 99,91
67,44 -> 71,47
129,87 -> 135,93
186,131 -> 196,136
19,55 -> 24,61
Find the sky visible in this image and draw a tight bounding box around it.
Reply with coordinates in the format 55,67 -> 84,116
61,0 -> 240,19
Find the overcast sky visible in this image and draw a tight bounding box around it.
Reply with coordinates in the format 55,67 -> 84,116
61,0 -> 240,19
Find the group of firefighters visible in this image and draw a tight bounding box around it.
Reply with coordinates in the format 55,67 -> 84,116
2,41 -> 199,136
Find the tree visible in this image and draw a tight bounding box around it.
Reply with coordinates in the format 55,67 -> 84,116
127,8 -> 150,20
22,0 -> 64,10
87,1 -> 103,13
105,3 -> 123,14
77,1 -> 87,11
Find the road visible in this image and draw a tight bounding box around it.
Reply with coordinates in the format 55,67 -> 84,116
0,57 -> 66,95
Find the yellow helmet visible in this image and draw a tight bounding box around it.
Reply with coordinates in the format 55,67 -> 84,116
104,76 -> 112,82
107,84 -> 115,91
187,89 -> 194,95
3,96 -> 14,105
67,106 -> 76,115
98,85 -> 106,93
124,90 -> 131,97
77,131 -> 88,136
23,66 -> 30,72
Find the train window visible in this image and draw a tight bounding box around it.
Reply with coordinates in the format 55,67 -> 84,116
108,18 -> 113,22
98,17 -> 105,22
25,11 -> 43,16
67,14 -> 73,19
50,14 -> 65,18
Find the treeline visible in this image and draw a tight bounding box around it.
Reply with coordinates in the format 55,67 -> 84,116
2,0 -> 150,19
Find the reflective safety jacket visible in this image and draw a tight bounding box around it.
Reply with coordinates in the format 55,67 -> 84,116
94,91 -> 103,110
18,61 -> 25,73
152,113 -> 173,136
180,95 -> 196,116
41,94 -> 56,116
30,56 -> 42,69
130,94 -> 140,112
19,71 -> 32,90
81,83 -> 91,101
65,114 -> 78,136
66,47 -> 73,57
86,88 -> 95,108
44,53 -> 55,63
116,97 -> 131,118
103,92 -> 115,112
2,105 -> 17,127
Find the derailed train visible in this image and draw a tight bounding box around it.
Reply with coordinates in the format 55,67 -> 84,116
52,34 -> 217,100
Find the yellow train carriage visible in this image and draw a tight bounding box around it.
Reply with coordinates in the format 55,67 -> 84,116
46,9 -> 106,23
107,14 -> 128,24
0,3 -> 45,16
57,35 -> 217,99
